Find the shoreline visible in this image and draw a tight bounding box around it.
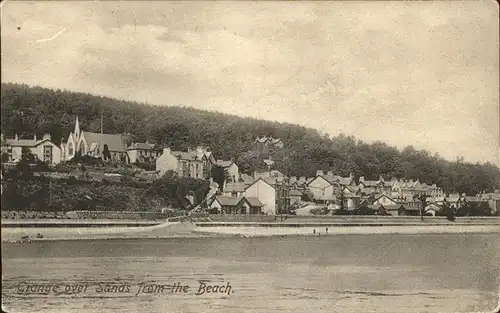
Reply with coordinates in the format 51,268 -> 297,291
2,221 -> 499,242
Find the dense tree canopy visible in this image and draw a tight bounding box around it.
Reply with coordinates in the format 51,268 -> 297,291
2,83 -> 499,195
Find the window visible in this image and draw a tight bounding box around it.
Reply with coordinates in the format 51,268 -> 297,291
68,143 -> 74,156
7,146 -> 12,161
43,145 -> 53,163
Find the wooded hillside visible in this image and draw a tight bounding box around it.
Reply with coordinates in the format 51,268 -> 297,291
1,83 -> 499,195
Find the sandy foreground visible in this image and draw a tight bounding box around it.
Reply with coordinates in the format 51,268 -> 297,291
0,222 -> 203,242
1,221 -> 499,241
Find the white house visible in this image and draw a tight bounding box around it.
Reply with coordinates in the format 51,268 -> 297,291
216,160 -> 239,183
2,133 -> 62,164
307,175 -> 335,202
127,142 -> 163,164
244,177 -> 277,215
207,195 -> 264,214
156,146 -> 213,179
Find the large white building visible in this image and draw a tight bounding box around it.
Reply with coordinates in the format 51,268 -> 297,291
1,133 -> 62,165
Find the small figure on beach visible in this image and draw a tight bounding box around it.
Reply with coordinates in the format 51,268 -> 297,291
20,235 -> 32,243
313,229 -> 316,234
325,227 -> 328,234
36,233 -> 43,239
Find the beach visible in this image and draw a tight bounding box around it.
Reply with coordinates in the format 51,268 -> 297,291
0,221 -> 205,242
2,233 -> 500,313
2,218 -> 499,242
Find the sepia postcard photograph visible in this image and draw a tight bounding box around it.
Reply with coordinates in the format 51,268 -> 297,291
1,1 -> 499,312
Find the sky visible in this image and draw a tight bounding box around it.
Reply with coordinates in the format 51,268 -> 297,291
1,1 -> 499,165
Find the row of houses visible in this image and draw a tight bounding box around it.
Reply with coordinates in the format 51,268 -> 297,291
0,118 -> 232,171
3,117 -> 497,216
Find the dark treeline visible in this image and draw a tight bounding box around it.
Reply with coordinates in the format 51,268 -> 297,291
1,83 -> 499,195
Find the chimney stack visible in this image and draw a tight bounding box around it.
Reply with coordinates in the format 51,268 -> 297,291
327,171 -> 333,176
33,134 -> 37,141
316,170 -> 324,176
196,146 -> 204,156
359,176 -> 365,182
14,134 -> 19,141
43,133 -> 51,141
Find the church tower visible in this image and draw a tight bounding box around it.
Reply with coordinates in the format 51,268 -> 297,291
74,116 -> 81,140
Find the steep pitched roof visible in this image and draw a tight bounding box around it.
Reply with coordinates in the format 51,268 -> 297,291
246,177 -> 276,190
171,150 -> 203,161
377,204 -> 403,211
262,177 -> 278,186
128,142 -> 158,150
374,194 -> 396,202
213,196 -> 242,206
308,174 -> 352,187
245,197 -> 264,207
240,173 -> 255,184
82,132 -> 128,152
289,189 -> 303,196
325,175 -> 353,186
4,138 -> 52,147
360,180 -> 382,187
342,186 -> 358,193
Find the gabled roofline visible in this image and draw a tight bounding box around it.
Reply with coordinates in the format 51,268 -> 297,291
5,138 -> 52,148
374,194 -> 396,202
245,176 -> 275,190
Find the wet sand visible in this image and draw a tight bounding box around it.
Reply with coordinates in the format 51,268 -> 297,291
2,234 -> 499,313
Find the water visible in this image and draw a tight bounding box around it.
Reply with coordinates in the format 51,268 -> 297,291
2,234 -> 499,313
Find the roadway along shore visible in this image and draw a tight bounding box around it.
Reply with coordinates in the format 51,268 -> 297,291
1,217 -> 499,242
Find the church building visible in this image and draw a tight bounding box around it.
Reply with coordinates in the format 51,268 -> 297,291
60,117 -> 130,163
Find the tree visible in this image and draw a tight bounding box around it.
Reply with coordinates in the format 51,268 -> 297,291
21,147 -> 36,162
412,193 -> 430,221
335,188 -> 347,215
237,150 -> 267,175
2,82 -> 500,196
1,152 -> 9,163
102,144 -> 111,161
211,165 -> 229,189
15,159 -> 33,180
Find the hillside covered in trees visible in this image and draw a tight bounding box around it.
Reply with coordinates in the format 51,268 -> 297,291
1,83 -> 499,195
